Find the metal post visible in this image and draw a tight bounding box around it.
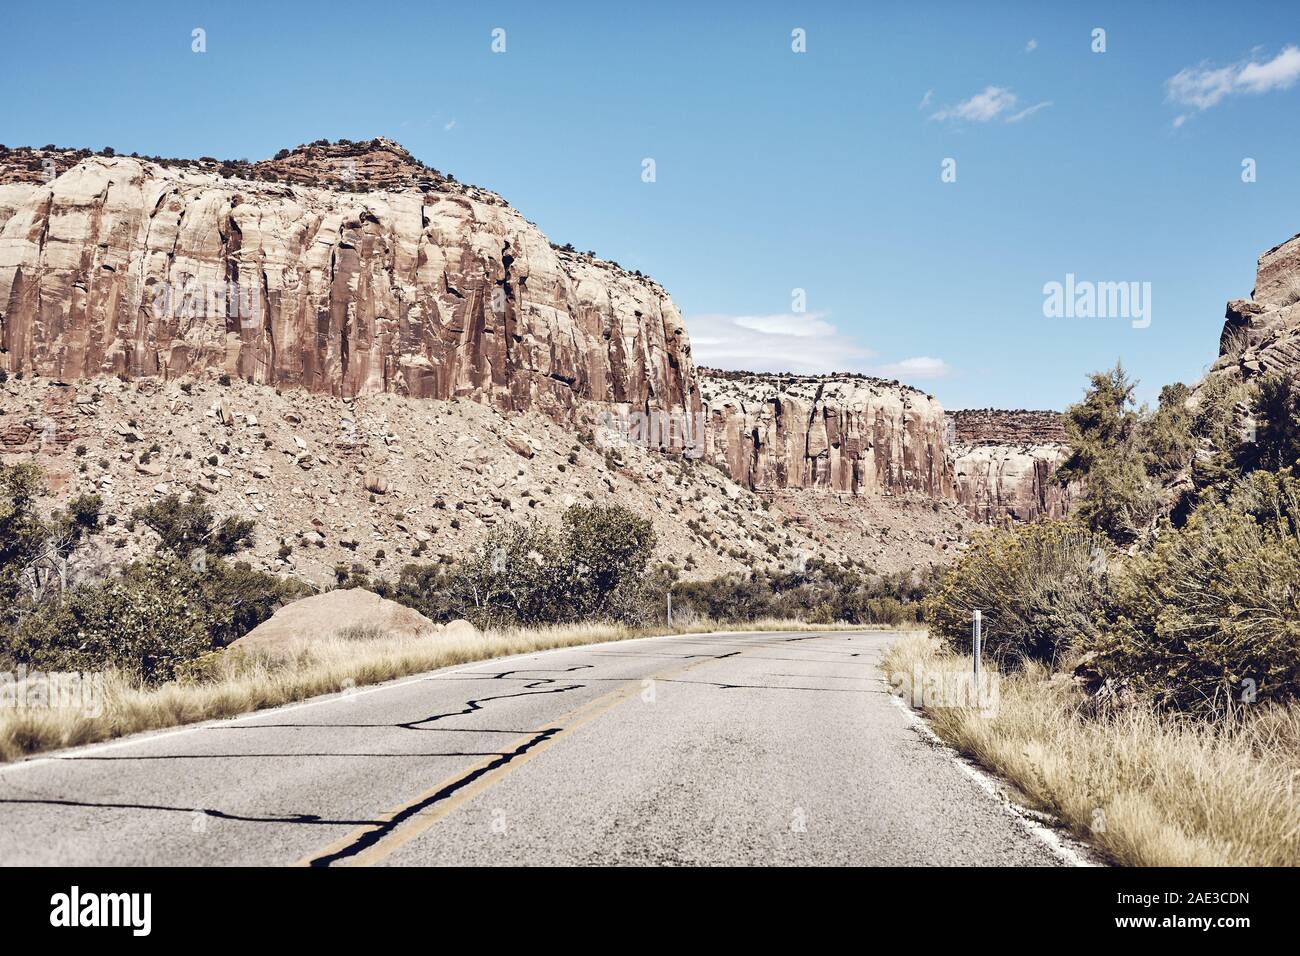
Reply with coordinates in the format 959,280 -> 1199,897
667,592 -> 673,627
972,609 -> 982,682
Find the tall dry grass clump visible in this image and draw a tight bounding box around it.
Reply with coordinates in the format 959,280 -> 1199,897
884,633 -> 1300,867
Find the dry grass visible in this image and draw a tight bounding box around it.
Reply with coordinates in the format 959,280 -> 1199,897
0,617 -> 868,763
882,633 -> 1300,867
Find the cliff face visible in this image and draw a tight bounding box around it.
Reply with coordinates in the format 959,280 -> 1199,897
0,140 -> 699,424
698,370 -> 952,497
0,138 -> 1078,528
1207,232 -> 1300,386
948,409 -> 1072,522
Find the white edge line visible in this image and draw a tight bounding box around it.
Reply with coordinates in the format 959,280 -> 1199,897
885,691 -> 1098,868
0,627 -> 864,775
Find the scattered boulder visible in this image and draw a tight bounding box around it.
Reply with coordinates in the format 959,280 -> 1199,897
441,619 -> 478,640
229,587 -> 437,654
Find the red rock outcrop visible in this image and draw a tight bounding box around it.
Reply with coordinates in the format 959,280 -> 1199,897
698,369 -> 952,497
948,409 -> 1072,522
0,140 -> 699,426
1206,232 -> 1300,386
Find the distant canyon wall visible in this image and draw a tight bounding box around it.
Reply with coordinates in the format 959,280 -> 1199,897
698,370 -> 953,499
947,409 -> 1072,522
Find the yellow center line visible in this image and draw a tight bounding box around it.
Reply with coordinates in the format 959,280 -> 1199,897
293,646 -> 759,867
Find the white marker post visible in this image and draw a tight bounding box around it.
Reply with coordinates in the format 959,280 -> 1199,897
667,592 -> 673,627
972,609 -> 982,682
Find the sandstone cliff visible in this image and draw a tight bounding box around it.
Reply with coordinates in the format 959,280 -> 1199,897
698,369 -> 952,498
0,140 -> 699,426
948,409 -> 1072,522
1207,232 -> 1300,386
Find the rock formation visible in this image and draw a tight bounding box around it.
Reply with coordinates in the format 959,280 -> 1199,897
698,369 -> 952,498
0,137 -> 1075,554
1207,232 -> 1300,385
948,409 -> 1072,522
0,140 -> 699,426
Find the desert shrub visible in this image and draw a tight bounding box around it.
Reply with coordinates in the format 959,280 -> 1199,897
671,561 -> 930,625
1086,470 -> 1300,713
1056,365 -> 1203,543
134,494 -> 254,556
0,466 -> 103,619
6,553 -> 307,680
561,504 -> 656,616
923,521 -> 1110,666
0,463 -> 50,617
1237,374 -> 1300,473
11,560 -> 211,682
394,504 -> 660,628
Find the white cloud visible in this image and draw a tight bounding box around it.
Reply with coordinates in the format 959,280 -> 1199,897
688,312 -> 951,384
443,119 -> 457,131
929,86 -> 1050,124
918,89 -> 934,110
1025,39 -> 1038,53
733,313 -> 837,337
872,356 -> 952,380
931,85 -> 1018,122
688,311 -> 875,373
1167,45 -> 1300,125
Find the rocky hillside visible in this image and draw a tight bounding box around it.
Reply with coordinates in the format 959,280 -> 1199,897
0,139 -> 699,426
698,369 -> 951,497
0,371 -> 974,587
947,409 -> 1072,523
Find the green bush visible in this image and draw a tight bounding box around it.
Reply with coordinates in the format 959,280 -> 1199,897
671,561 -> 929,625
133,494 -> 255,557
394,504 -> 661,629
8,553 -> 308,680
1086,470 -> 1300,713
923,521 -> 1110,666
12,560 -> 211,682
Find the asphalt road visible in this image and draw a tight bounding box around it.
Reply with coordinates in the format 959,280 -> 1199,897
0,630 -> 1065,866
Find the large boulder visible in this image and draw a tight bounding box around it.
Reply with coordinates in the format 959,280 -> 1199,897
229,587 -> 437,653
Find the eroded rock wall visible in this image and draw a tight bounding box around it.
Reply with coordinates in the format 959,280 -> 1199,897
698,370 -> 952,498
947,409 -> 1072,522
0,141 -> 699,427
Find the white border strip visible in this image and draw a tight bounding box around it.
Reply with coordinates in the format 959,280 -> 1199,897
886,692 -> 1097,867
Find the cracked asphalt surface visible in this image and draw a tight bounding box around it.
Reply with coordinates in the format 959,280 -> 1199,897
0,630 -> 1063,866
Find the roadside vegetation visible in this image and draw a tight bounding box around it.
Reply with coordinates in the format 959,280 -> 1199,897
0,617 -> 873,764
0,462 -> 912,761
907,362 -> 1300,865
883,634 -> 1300,867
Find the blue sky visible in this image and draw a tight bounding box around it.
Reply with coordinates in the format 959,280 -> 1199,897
3,1 -> 1299,410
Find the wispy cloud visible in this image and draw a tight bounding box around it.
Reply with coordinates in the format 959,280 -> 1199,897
930,85 -> 1051,124
688,311 -> 874,373
1167,45 -> 1300,126
1007,100 -> 1053,123
689,311 -> 950,384
1025,39 -> 1038,53
872,356 -> 952,380
443,119 -> 457,131
918,89 -> 933,110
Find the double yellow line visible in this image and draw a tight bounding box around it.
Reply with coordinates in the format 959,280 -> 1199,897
295,649 -> 737,867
